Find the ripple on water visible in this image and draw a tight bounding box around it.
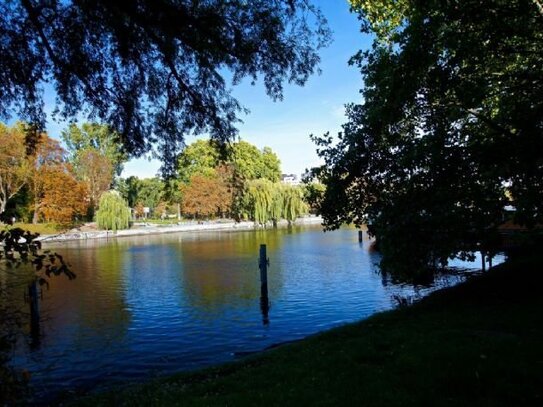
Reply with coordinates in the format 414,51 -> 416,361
7,225 -> 502,400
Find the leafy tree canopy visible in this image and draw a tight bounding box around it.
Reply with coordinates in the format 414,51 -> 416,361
181,172 -> 232,219
229,141 -> 281,182
135,178 -> 165,210
177,139 -> 281,183
116,176 -> 140,208
177,139 -> 222,183
349,0 -> 408,41
117,176 -> 165,210
38,164 -> 87,224
61,123 -> 127,176
1,0 -> 330,174
0,122 -> 91,223
314,0 -> 543,280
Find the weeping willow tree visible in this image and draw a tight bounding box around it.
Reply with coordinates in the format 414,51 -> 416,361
243,179 -> 274,225
282,185 -> 308,224
269,183 -> 284,226
243,180 -> 307,226
95,191 -> 131,232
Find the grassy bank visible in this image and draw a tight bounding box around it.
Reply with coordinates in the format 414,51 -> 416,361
8,222 -> 68,235
73,255 -> 543,406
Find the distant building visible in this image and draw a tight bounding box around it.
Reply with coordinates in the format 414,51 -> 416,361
281,174 -> 300,186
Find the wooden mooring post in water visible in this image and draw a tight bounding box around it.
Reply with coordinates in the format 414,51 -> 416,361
259,244 -> 269,288
27,280 -> 41,344
259,244 -> 270,325
358,230 -> 363,244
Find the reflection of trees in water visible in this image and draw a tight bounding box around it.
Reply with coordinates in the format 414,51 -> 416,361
0,264 -> 35,340
38,226 -> 315,322
121,243 -> 186,312
40,243 -> 131,345
178,228 -> 295,312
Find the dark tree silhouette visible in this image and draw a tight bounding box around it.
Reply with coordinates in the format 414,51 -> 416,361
0,0 -> 330,174
313,0 -> 543,280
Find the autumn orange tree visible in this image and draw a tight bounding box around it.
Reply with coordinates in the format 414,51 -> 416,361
0,123 -> 30,215
154,201 -> 167,219
181,172 -> 232,219
77,149 -> 114,217
28,135 -> 88,224
39,165 -> 88,224
133,202 -> 145,219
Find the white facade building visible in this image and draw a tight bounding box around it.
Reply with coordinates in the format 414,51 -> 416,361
281,174 -> 300,186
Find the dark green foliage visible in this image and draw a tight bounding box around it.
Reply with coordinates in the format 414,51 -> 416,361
116,176 -> 141,208
0,0 -> 330,174
133,178 -> 165,210
117,176 -> 165,210
301,181 -> 325,214
313,0 -> 543,280
4,185 -> 32,223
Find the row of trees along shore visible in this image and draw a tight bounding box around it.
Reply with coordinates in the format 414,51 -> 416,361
1,123 -> 323,230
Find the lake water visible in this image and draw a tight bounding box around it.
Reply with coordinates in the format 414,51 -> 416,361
5,225 -> 496,400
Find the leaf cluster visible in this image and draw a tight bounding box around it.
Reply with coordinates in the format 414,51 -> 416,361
0,227 -> 75,280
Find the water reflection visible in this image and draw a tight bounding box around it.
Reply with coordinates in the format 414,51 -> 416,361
3,225 -> 494,400
260,291 -> 270,326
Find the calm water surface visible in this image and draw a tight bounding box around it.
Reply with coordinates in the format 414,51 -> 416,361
6,225 -> 494,399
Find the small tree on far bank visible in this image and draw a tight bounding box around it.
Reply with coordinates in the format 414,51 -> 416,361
96,191 -> 130,232
134,202 -> 145,219
283,186 -> 308,225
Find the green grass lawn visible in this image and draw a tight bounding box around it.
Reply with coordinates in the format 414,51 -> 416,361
72,255 -> 543,406
7,222 -> 68,235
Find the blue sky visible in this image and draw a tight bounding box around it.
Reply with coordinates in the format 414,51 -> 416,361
45,1 -> 371,179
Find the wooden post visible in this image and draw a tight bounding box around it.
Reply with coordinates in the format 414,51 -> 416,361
259,244 -> 270,325
488,255 -> 493,269
28,280 -> 40,344
481,251 -> 486,272
260,294 -> 270,326
259,244 -> 268,288
358,230 -> 363,244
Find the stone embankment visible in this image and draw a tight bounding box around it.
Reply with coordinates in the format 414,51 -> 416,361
37,216 -> 323,243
